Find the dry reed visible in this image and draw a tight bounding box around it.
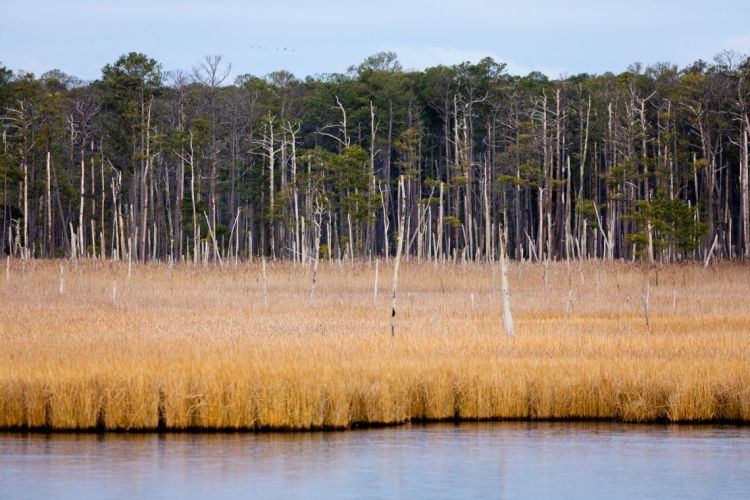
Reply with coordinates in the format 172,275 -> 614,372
1,259 -> 749,431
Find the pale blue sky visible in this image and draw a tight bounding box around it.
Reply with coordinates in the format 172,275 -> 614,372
2,0 -> 750,81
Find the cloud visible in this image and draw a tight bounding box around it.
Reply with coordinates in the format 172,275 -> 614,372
383,45 -> 563,78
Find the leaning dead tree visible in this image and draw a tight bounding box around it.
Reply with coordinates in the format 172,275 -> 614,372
391,176 -> 406,336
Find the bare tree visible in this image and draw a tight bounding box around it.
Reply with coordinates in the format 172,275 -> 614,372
499,222 -> 514,336
310,196 -> 324,299
391,176 -> 406,336
193,55 -> 232,254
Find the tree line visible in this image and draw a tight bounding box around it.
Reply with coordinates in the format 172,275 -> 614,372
1,50 -> 749,263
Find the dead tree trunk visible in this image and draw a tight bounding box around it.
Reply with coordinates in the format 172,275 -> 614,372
499,222 -> 514,336
391,176 -> 406,336
310,199 -> 323,299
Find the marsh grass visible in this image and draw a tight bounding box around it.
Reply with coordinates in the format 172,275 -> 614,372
1,259 -> 749,430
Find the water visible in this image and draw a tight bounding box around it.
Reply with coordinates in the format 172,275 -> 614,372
2,423 -> 749,499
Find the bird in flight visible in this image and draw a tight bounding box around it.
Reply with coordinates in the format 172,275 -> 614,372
248,45 -> 295,52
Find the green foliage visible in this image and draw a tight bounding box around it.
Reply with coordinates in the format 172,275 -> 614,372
0,64 -> 12,86
181,198 -> 208,236
575,199 -> 606,231
214,223 -> 228,241
99,53 -> 162,124
351,52 -> 402,76
624,198 -> 707,257
394,128 -> 421,176
497,174 -> 526,187
443,216 -> 462,228
330,146 -> 371,218
98,52 -> 163,167
100,52 -> 163,98
1,52 -> 748,262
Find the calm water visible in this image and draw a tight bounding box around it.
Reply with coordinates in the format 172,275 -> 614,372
1,423 -> 749,499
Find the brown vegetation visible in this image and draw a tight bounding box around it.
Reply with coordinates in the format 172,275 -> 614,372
1,259 -> 749,430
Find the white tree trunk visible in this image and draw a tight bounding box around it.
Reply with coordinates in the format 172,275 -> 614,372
499,223 -> 514,336
23,162 -> 28,258
46,152 -> 52,256
391,176 -> 406,336
741,120 -> 749,258
437,182 -> 444,262
310,203 -> 323,299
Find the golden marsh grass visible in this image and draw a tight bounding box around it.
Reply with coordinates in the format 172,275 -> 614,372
1,259 -> 749,430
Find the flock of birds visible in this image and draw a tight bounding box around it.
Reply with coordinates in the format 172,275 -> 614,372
247,46 -> 296,52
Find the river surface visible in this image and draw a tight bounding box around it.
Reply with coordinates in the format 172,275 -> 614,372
1,422 -> 749,499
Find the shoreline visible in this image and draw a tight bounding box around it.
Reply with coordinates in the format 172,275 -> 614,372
3,417 -> 750,434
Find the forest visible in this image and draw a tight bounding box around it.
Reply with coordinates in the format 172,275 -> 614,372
1,50 -> 749,263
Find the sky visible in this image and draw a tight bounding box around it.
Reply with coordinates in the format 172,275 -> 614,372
2,0 -> 750,82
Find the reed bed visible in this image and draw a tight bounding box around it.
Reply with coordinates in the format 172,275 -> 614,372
1,258 -> 749,430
